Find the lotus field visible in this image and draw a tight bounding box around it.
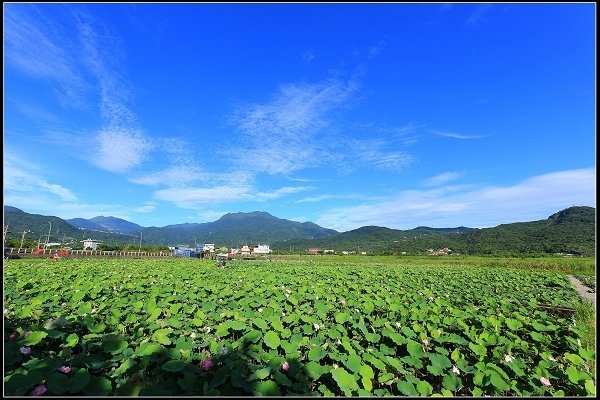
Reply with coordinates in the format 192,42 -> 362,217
3,258 -> 596,396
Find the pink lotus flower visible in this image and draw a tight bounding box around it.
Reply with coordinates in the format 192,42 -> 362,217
281,361 -> 289,372
200,357 -> 213,371
57,365 -> 71,374
20,346 -> 32,356
539,376 -> 551,387
30,384 -> 47,396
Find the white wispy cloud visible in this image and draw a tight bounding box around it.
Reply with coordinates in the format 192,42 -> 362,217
302,50 -> 315,62
3,152 -> 78,202
6,7 -> 155,174
424,171 -> 463,187
432,130 -> 489,140
153,185 -> 313,209
4,5 -> 89,106
315,168 -> 596,231
75,12 -> 155,173
464,4 -> 493,27
295,193 -> 386,204
229,77 -> 360,174
296,195 -> 337,203
3,151 -> 138,221
344,138 -> 414,172
154,186 -> 250,208
92,128 -> 153,172
254,186 -> 314,201
134,202 -> 157,213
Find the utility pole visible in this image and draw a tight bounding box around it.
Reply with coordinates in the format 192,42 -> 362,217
3,225 -> 8,247
138,231 -> 143,253
19,230 -> 30,250
44,222 -> 52,250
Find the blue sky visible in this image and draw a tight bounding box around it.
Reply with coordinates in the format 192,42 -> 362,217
4,3 -> 596,232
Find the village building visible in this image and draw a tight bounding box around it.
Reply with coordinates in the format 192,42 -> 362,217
253,244 -> 271,254
307,247 -> 321,255
81,239 -> 102,250
240,245 -> 251,256
203,243 -> 215,253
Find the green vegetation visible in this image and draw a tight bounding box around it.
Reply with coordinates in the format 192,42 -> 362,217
4,257 -> 595,396
5,206 -> 595,257
275,206 -> 596,257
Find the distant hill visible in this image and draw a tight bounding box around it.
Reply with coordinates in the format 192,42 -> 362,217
271,206 -> 595,257
3,206 -> 137,248
3,205 -> 595,256
68,216 -> 144,234
66,218 -> 106,231
142,211 -> 339,246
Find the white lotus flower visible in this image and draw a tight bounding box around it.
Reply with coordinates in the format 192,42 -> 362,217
539,376 -> 551,387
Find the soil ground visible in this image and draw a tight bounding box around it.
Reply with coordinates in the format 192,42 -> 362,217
567,275 -> 596,305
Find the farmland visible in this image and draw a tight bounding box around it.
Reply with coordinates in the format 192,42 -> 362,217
3,256 -> 596,396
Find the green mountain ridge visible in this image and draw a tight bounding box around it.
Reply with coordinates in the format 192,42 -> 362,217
3,205 -> 595,256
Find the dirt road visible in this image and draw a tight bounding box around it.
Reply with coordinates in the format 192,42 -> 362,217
567,275 -> 596,306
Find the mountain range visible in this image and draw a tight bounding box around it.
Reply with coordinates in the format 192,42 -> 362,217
3,205 -> 595,256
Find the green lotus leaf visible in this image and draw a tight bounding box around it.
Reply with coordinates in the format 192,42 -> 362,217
248,366 -> 272,381
442,373 -> 462,391
359,364 -> 374,392
102,334 -> 128,354
345,354 -> 362,374
468,343 -> 487,358
585,380 -> 596,396
564,353 -> 585,366
112,358 -> 137,377
264,331 -> 280,349
331,367 -> 359,396
83,376 -> 113,396
406,340 -> 424,358
397,380 -> 417,396
335,312 -> 348,324
253,318 -> 268,330
252,380 -> 281,396
152,328 -> 172,346
162,360 -> 186,372
135,342 -> 163,357
67,368 -> 91,394
19,331 -> 48,346
47,372 -> 69,395
416,380 -> 433,396
308,346 -> 326,361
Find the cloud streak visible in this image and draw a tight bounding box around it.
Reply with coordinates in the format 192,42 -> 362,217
6,6 -> 156,174
432,130 -> 489,140
154,185 -> 314,209
315,168 -> 596,231
424,171 -> 463,187
4,5 -> 88,106
230,77 -> 359,175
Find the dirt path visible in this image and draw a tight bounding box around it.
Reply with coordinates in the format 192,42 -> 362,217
567,275 -> 596,306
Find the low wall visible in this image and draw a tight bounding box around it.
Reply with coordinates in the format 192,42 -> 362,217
6,248 -> 171,258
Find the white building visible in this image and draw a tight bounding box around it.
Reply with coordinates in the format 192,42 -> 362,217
203,243 -> 215,252
253,244 -> 271,254
81,239 -> 102,250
